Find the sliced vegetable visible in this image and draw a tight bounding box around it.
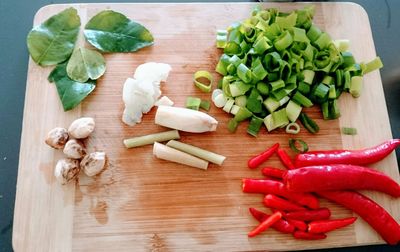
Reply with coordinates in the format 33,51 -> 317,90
308,217 -> 357,234
263,194 -> 306,212
249,208 -> 295,234
84,10 -> 153,52
341,127 -> 357,135
285,208 -> 331,222
248,143 -> 279,169
299,112 -> 319,134
248,211 -> 282,237
166,140 -> 226,166
186,97 -> 201,110
247,116 -> 264,137
153,142 -> 208,170
261,167 -> 285,179
276,148 -> 295,169
286,122 -> 300,135
123,130 -> 180,148
289,138 -> 308,153
200,100 -> 211,111
293,231 -> 327,240
194,70 -> 213,92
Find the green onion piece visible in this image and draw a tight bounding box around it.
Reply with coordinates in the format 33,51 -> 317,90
217,29 -> 228,36
200,100 -> 211,111
124,130 -> 180,148
312,83 -> 330,104
329,99 -> 341,119
284,81 -> 297,95
230,105 -> 240,115
292,91 -> 313,107
227,118 -> 239,132
194,70 -> 213,93
304,60 -> 313,70
272,108 -> 289,128
237,63 -> 252,83
215,54 -> 231,75
350,76 -> 363,98
270,79 -> 285,91
257,82 -> 270,96
291,27 -> 309,43
341,127 -> 358,135
229,81 -> 251,97
306,24 -> 322,42
279,62 -> 292,81
264,114 -> 276,132
254,36 -> 272,54
342,52 -> 356,68
234,107 -> 253,122
321,101 -> 329,119
264,23 -> 281,40
223,98 -> 235,113
271,88 -> 287,101
314,32 -> 331,50
263,97 -> 280,113
363,57 -> 383,74
186,97 -> 201,110
289,138 -> 309,153
247,116 -> 264,137
264,52 -> 282,72
276,11 -> 298,29
302,43 -> 314,61
279,96 -> 290,106
333,39 -> 350,52
234,95 -> 247,107
246,88 -> 263,113
299,112 -> 319,134
166,140 -> 226,166
252,59 -> 268,81
344,71 -> 351,91
217,33 -> 228,49
322,75 -> 333,85
328,85 -> 337,99
302,69 -> 315,84
229,54 -> 242,67
224,42 -> 242,55
297,82 -> 311,95
286,100 -> 302,122
336,69 -> 343,87
286,123 -> 301,135
274,30 -> 294,51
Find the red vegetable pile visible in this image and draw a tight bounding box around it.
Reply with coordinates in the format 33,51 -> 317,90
243,140 -> 400,245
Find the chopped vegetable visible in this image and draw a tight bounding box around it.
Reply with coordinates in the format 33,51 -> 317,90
249,207 -> 295,234
285,208 -> 331,222
299,112 -> 319,134
293,231 -> 327,240
124,130 -> 180,148
153,142 -> 208,170
288,138 -> 309,153
276,148 -> 295,169
263,194 -> 306,212
186,97 -> 201,110
200,100 -> 211,111
261,167 -> 285,179
247,116 -> 264,137
286,122 -> 300,134
341,127 -> 357,135
248,143 -> 279,169
248,211 -> 282,237
194,70 -> 213,92
166,140 -> 226,166
155,106 -> 218,133
308,217 -> 357,234
294,139 -> 400,167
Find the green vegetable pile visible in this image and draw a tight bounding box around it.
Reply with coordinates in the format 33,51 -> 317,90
214,5 -> 383,136
27,8 -> 154,111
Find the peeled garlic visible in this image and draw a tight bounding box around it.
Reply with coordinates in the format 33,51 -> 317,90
80,152 -> 107,177
45,127 -> 69,149
155,105 -> 218,133
54,158 -> 80,185
63,139 -> 86,159
68,117 -> 95,139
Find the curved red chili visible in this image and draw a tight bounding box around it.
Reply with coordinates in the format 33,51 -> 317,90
293,231 -> 327,240
248,143 -> 279,169
276,148 -> 295,169
294,139 -> 400,167
308,217 -> 357,234
317,190 -> 400,245
261,167 -> 285,179
286,218 -> 307,232
248,211 -> 282,237
249,207 -> 295,234
283,165 -> 400,197
242,178 -> 320,209
285,208 -> 331,222
263,194 -> 306,212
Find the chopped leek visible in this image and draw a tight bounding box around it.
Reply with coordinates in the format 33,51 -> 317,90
200,100 -> 211,111
289,138 -> 309,153
299,112 -> 319,134
194,70 -> 213,92
286,122 -> 301,135
186,97 -> 201,110
286,100 -> 302,122
341,127 -> 358,135
350,76 -> 363,98
247,116 -> 264,137
223,98 -> 235,113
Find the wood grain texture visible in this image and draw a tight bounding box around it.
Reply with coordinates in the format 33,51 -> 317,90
13,2 -> 399,251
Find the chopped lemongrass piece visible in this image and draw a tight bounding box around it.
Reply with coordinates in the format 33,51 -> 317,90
155,106 -> 218,133
223,98 -> 235,113
363,57 -> 383,74
194,70 -> 213,92
166,140 -> 226,166
289,138 -> 309,153
247,116 -> 264,137
341,127 -> 358,135
286,100 -> 302,122
124,130 -> 180,148
200,100 -> 211,111
186,97 -> 201,110
350,76 -> 363,98
153,142 -> 208,170
230,105 -> 240,115
286,122 -> 300,134
213,93 -> 227,108
155,96 -> 174,107
299,112 -> 319,134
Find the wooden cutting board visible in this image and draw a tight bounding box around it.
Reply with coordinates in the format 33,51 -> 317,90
13,2 -> 400,251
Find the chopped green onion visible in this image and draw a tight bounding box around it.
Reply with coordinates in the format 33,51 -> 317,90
341,127 -> 358,135
264,114 -> 276,132
227,118 -> 239,132
217,29 -> 228,48
312,83 -> 330,104
276,11 -> 298,29
286,123 -> 301,134
246,88 -> 263,113
274,30 -> 293,51
263,97 -> 280,113
321,101 -> 329,119
272,108 -> 289,128
299,112 -> 319,134
223,98 -> 235,113
194,70 -> 213,92
306,24 -> 322,42
350,76 -> 363,98
286,100 -> 302,122
328,85 -> 337,99
234,95 -> 247,107
257,82 -> 270,96
302,69 -> 315,84
200,100 -> 211,111
237,63 -> 252,83
215,54 -> 231,76
363,57 -> 383,74
270,79 -> 285,91
229,81 -> 251,97
333,39 -> 350,52
253,36 -> 272,54
186,97 -> 201,110
247,116 -> 264,137
124,130 -> 180,148
289,138 -> 309,153
234,107 -> 253,122
297,82 -> 311,95
291,27 -> 309,43
230,105 -> 240,115
314,32 -> 331,50
166,140 -> 226,166
292,91 -> 313,107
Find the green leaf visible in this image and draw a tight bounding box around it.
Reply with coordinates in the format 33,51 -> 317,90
48,63 -> 96,111
27,7 -> 80,66
66,47 -> 106,82
84,10 -> 154,52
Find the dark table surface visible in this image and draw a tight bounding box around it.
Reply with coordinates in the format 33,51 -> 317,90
1,0 -> 399,251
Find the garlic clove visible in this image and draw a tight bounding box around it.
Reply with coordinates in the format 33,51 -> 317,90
68,117 -> 95,139
63,139 -> 86,159
54,158 -> 80,185
80,152 -> 107,177
45,127 -> 69,149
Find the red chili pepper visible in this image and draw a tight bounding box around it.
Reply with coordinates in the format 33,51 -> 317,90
294,139 -> 400,167
285,208 -> 331,222
248,143 -> 279,169
242,178 -> 320,209
286,218 -> 308,231
249,208 -> 295,234
263,194 -> 306,212
248,211 -> 282,237
317,190 -> 400,245
283,165 -> 400,197
261,167 -> 285,179
276,148 -> 295,169
308,217 -> 357,234
293,230 -> 327,240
